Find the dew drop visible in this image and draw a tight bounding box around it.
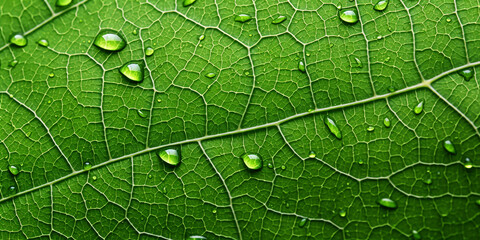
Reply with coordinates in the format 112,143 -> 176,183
423,178 -> 432,185
339,9 -> 359,24
367,126 -> 375,132
412,230 -> 421,240
373,0 -> 388,11
8,165 -> 19,175
148,174 -> 153,179
10,34 -> 27,47
37,39 -> 49,47
157,149 -> 181,166
464,157 -> 472,169
358,159 -> 364,165
241,154 -> 262,170
145,47 -> 154,57
83,162 -> 92,170
137,109 -> 147,118
476,199 -> 480,206
93,30 -> 127,51
272,15 -> 287,24
9,60 -> 18,68
384,56 -> 391,62
443,140 -> 456,154
187,236 -> 207,240
324,116 -> 342,139
387,86 -> 395,92
414,101 -> 424,115
157,98 -> 162,103
458,68 -> 474,81
339,209 -> 346,217
308,151 -> 316,158
212,209 -> 217,214
298,218 -> 307,228
119,61 -> 144,82
354,57 -> 362,68
56,0 -> 72,7
183,0 -> 197,7
162,186 -> 167,194
9,186 -> 16,192
383,117 -> 391,128
132,29 -> 138,35
267,163 -> 273,169
205,72 -> 216,78
199,34 -> 205,41
337,4 -> 342,10
446,18 -> 451,23
377,198 -> 397,209
235,14 -> 253,23
298,61 -> 306,72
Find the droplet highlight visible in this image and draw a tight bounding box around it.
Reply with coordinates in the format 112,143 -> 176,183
272,15 -> 287,24
10,34 -> 27,47
235,14 -> 253,23
187,236 -> 207,240
373,0 -> 388,11
354,57 -> 362,68
119,61 -> 144,82
339,9 -> 359,24
241,154 -> 262,170
137,109 -> 147,118
157,149 -> 180,166
412,230 -> 421,240
325,116 -> 342,139
443,140 -> 456,154
93,30 -> 127,52
377,198 -> 397,209
308,151 -> 316,158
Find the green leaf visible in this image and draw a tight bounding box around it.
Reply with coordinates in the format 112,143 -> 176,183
1,0 -> 479,239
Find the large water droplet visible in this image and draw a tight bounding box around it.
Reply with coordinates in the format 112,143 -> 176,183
325,116 -> 342,139
10,34 -> 27,47
298,61 -> 306,72
383,117 -> 391,128
56,0 -> 72,6
298,218 -> 307,228
37,39 -> 49,47
373,0 -> 388,11
93,30 -> 127,52
308,151 -> 316,158
412,230 -> 421,240
339,9 -> 359,24
84,162 -> 92,170
157,149 -> 180,166
235,14 -> 253,23
183,0 -> 197,7
9,165 -> 19,175
272,15 -> 287,24
145,47 -> 154,57
464,157 -> 472,169
241,154 -> 262,170
205,72 -> 216,78
119,61 -> 144,82
137,109 -> 147,118
414,101 -> 424,115
443,140 -> 456,154
458,68 -> 474,81
377,198 -> 397,209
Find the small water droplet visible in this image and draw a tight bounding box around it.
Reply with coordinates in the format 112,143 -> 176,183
157,98 -> 162,103
412,230 -> 421,239
267,163 -> 273,169
384,56 -> 391,62
132,29 -> 138,35
458,68 -> 474,81
446,18 -> 451,23
414,101 -> 424,115
354,57 -> 362,68
281,165 -> 286,170
244,71 -> 250,76
205,72 -> 216,78
373,0 -> 388,11
324,116 -> 342,139
358,159 -> 364,165
93,30 -> 127,51
387,86 -> 395,92
119,61 -> 144,82
241,154 -> 262,170
162,187 -> 167,194
148,174 -> 153,179
235,14 -> 253,23
298,218 -> 307,228
83,162 -> 92,170
8,165 -> 19,175
377,35 -> 382,40
298,61 -> 306,72
337,4 -> 342,10
157,149 -> 181,166
10,34 -> 27,47
199,34 -> 205,41
476,199 -> 480,206
367,126 -> 375,132
308,151 -> 316,158
377,198 -> 397,209
47,100 -> 52,104
183,0 -> 197,7
423,178 -> 432,185
308,109 -> 314,112
464,158 -> 473,169
272,15 -> 287,24
56,0 -> 72,7
339,209 -> 346,217
339,9 -> 359,24
443,140 -> 456,154
9,186 -> 16,192
9,60 -> 18,68
92,176 -> 97,181
187,236 -> 207,240
212,209 -> 217,214
145,47 -> 154,57
137,109 -> 147,118
383,117 -> 391,128
37,39 -> 49,47
49,73 -> 55,78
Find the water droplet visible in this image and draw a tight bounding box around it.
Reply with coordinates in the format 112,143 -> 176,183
119,61 -> 144,82
10,34 -> 27,47
244,71 -> 250,76
414,101 -> 424,115
212,209 -> 217,214
339,9 -> 359,24
162,187 -> 167,194
183,0 -> 197,7
272,15 -> 287,24
354,57 -> 362,68
373,0 -> 388,11
199,34 -> 205,41
384,56 -> 391,62
157,98 -> 162,103
56,0 -> 72,7
148,174 -> 153,179
49,73 -> 55,78
358,159 -> 364,165
464,158 -> 473,169
337,4 -> 342,10
308,109 -> 314,112
443,140 -> 456,154
137,109 -> 147,118
387,86 -> 395,92
446,18 -> 451,23
47,100 -> 52,104
235,14 -> 253,23
286,202 -> 290,208
93,30 -> 127,51
187,236 -> 207,240
145,47 -> 154,57
324,116 -> 342,139
377,35 -> 382,40
281,165 -> 286,170
377,198 -> 397,209
9,186 -> 16,192
83,162 -> 92,170
476,199 -> 480,206
298,61 -> 306,72
412,230 -> 421,240
367,126 -> 375,132
423,178 -> 432,185
383,117 -> 391,128
298,218 -> 307,228
267,163 -> 273,169
37,39 -> 48,47
308,151 -> 316,158
458,68 -> 474,81
8,165 -> 19,175
132,29 -> 138,35
9,60 -> 18,68
205,72 -> 216,78
241,154 -> 262,170
339,209 -> 346,217
157,149 -> 180,166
